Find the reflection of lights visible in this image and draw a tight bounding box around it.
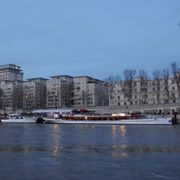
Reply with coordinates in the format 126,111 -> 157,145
112,125 -> 117,138
111,152 -> 129,157
53,124 -> 59,130
120,152 -> 128,157
121,144 -> 127,149
120,125 -> 127,137
112,125 -> 117,131
79,125 -> 96,129
24,146 -> 29,152
53,145 -> 59,156
52,124 -> 61,157
112,144 -> 117,149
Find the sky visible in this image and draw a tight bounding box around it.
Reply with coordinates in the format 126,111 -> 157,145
0,0 -> 180,80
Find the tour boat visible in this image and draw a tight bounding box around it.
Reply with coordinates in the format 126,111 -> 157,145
42,114 -> 172,125
1,114 -> 36,123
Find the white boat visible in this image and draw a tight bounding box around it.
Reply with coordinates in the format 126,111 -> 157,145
1,114 -> 36,123
43,115 -> 172,125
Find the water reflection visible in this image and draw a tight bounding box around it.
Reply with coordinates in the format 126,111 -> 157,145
53,124 -> 59,130
1,144 -> 180,154
52,145 -> 59,156
120,125 -> 127,137
112,125 -> 117,138
112,152 -> 129,157
52,124 -> 61,157
112,125 -> 127,138
24,146 -> 30,152
0,124 -> 180,179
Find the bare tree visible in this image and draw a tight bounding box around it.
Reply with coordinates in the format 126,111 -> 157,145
122,69 -> 136,104
161,68 -> 170,103
138,70 -> 148,104
171,62 -> 180,102
105,75 -> 121,103
152,70 -> 161,104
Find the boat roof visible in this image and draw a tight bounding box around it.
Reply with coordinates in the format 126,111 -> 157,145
9,114 -> 21,116
32,109 -> 74,114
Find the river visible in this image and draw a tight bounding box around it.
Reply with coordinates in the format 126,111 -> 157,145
0,123 -> 180,180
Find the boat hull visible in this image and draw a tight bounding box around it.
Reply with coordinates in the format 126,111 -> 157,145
43,117 -> 172,125
1,118 -> 36,123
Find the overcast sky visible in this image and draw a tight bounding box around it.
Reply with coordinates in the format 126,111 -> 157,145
0,0 -> 180,80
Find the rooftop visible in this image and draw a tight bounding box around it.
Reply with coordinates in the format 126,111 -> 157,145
0,64 -> 22,71
27,77 -> 49,81
50,75 -> 73,79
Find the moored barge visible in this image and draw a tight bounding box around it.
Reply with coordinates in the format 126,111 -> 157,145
43,114 -> 172,125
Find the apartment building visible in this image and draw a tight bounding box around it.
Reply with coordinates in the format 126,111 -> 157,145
0,80 -> 23,111
2,63 -> 179,111
23,78 -> 47,110
109,78 -> 179,106
46,75 -> 73,108
73,76 -> 109,107
0,64 -> 23,112
0,64 -> 23,81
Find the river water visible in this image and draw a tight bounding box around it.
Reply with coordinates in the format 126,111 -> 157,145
0,123 -> 180,180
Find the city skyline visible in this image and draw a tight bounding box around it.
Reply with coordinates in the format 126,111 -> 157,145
0,63 -> 179,112
0,0 -> 180,80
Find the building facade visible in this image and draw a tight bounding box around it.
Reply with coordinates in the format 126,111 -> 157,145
73,76 -> 109,107
46,75 -> 73,108
23,78 -> 47,110
1,64 -> 179,112
0,64 -> 23,81
109,78 -> 179,106
46,75 -> 109,108
0,80 -> 23,111
0,64 -> 23,112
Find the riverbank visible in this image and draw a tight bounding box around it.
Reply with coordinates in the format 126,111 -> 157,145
1,103 -> 180,123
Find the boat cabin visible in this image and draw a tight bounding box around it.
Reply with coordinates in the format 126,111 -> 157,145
8,114 -> 24,119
